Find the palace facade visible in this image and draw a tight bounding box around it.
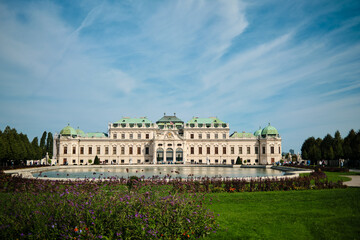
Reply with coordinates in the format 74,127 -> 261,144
54,114 -> 282,165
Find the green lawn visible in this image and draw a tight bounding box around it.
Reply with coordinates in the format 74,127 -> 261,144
205,188 -> 360,240
299,171 -> 360,182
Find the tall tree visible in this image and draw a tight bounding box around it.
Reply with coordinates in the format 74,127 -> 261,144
46,132 -> 53,158
40,131 -> 47,157
321,134 -> 334,160
333,130 -> 344,160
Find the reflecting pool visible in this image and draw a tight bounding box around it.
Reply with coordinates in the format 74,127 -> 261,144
32,166 -> 285,179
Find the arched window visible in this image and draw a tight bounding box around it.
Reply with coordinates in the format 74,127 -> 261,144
157,148 -> 164,162
176,148 -> 183,162
166,148 -> 173,162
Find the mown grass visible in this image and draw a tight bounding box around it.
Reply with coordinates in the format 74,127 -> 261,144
300,171 -> 360,182
205,188 -> 360,240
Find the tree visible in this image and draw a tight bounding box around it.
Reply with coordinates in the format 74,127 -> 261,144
40,131 -> 47,157
31,137 -> 42,160
46,132 -> 53,158
321,134 -> 334,160
93,155 -> 100,165
333,130 -> 344,160
236,156 -> 242,165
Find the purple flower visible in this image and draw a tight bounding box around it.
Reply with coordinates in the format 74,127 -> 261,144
186,218 -> 191,223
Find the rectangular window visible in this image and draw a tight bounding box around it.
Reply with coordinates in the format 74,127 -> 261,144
223,147 -> 226,154
231,147 -> 234,154
215,147 -> 218,154
64,146 -> 67,154
271,146 -> 274,154
207,134 -> 210,139
223,133 -> 226,139
247,147 -> 250,154
121,159 -> 124,164
113,146 -> 116,155
129,147 -> 133,155
138,133 -> 141,139
199,147 -> 202,155
199,134 -> 202,139
239,147 -> 242,155
207,147 -> 210,154
262,146 -> 266,154
146,134 -> 149,139
113,133 -> 117,139
215,134 -> 218,139
72,159 -> 76,163
72,147 -> 76,154
80,147 -> 84,154
80,159 -> 84,163
121,134 -> 125,139
145,147 -> 149,155
130,134 -> 133,139
191,147 -> 194,154
97,147 -> 100,155
279,147 -> 281,154
137,147 -> 141,155
215,159 -> 218,163
190,134 -> 194,139
88,147 -> 92,155
105,146 -> 109,155
121,147 -> 125,155
255,147 -> 259,154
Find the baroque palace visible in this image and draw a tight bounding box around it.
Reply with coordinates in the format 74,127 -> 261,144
54,114 -> 281,165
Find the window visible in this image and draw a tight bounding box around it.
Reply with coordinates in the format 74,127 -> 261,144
231,147 -> 234,154
199,147 -> 202,155
262,146 -> 266,154
145,147 -> 149,155
130,134 -> 133,139
88,147 -> 92,155
215,134 -> 218,139
97,147 -> 100,154
215,147 -> 218,154
223,133 -> 226,139
113,146 -> 116,155
207,147 -> 210,154
279,147 -> 281,153
121,134 -> 125,139
121,147 -> 125,155
80,159 -> 84,164
247,147 -> 250,154
190,134 -> 194,139
121,159 -> 124,164
255,159 -> 259,163
271,146 -> 274,154
137,159 -> 141,163
80,147 -> 84,154
138,133 -> 141,139
177,144 -> 182,146
255,147 -> 259,154
146,134 -> 149,139
199,159 -> 202,164
137,147 -> 141,155
72,147 -> 76,154
64,146 -> 67,154
199,134 -> 202,139
105,146 -> 109,154
239,147 -> 242,155
72,159 -> 76,163
191,147 -> 194,154
215,159 -> 219,163
158,144 -> 163,146
207,134 -> 210,139
113,133 -> 117,139
129,147 -> 133,155
223,147 -> 226,154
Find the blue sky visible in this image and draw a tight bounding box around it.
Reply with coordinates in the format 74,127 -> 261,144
0,0 -> 359,153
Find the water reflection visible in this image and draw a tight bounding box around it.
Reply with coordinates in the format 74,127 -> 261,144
34,167 -> 285,179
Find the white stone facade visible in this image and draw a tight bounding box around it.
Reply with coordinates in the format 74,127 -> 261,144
54,116 -> 282,166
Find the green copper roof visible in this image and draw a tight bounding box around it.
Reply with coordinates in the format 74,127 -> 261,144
156,115 -> 184,124
230,132 -> 255,138
254,127 -> 262,136
114,117 -> 152,124
60,125 -> 77,136
76,128 -> 85,137
86,132 -> 108,138
261,123 -> 279,136
187,117 -> 225,124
